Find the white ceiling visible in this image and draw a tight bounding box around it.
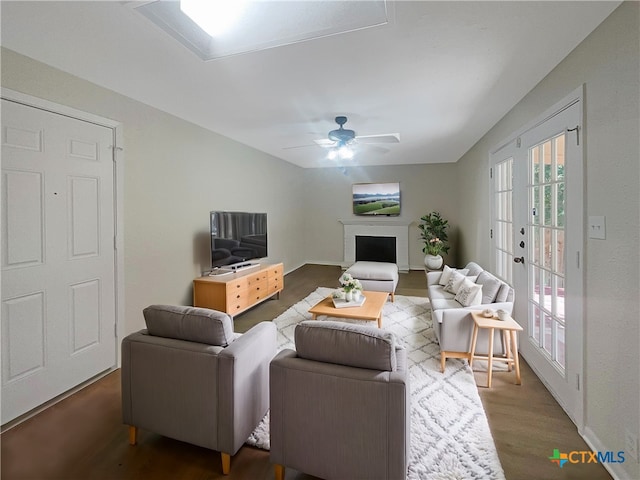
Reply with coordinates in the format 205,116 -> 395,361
0,1 -> 620,168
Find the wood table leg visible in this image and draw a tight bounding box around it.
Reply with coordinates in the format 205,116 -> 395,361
128,425 -> 137,445
377,314 -> 382,328
311,313 -> 317,320
487,327 -> 495,388
511,330 -> 522,385
504,330 -> 512,372
469,324 -> 479,369
275,464 -> 285,480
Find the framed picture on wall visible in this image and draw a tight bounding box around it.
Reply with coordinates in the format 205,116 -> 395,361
352,182 -> 400,216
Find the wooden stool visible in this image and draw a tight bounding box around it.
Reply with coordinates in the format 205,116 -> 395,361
469,311 -> 523,388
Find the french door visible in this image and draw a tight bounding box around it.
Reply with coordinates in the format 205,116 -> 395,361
496,91 -> 584,427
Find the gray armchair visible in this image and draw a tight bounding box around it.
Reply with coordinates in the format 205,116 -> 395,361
121,305 -> 276,474
270,321 -> 410,480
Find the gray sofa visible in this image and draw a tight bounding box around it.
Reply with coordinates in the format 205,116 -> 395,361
121,305 -> 277,474
427,262 -> 514,372
270,321 -> 410,480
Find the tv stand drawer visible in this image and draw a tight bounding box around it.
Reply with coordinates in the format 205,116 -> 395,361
193,263 -> 283,317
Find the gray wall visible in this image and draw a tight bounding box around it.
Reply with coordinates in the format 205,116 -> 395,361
454,4 -> 639,479
302,163 -> 460,269
1,48 -> 307,337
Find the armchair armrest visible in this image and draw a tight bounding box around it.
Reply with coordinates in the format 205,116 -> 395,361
218,321 -> 277,455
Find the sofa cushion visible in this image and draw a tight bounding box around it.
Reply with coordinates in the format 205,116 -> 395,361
438,265 -> 470,286
345,261 -> 398,281
428,285 -> 455,300
495,282 -> 513,303
464,262 -> 484,277
294,320 -> 397,371
454,278 -> 483,307
143,304 -> 236,346
430,297 -> 464,311
444,271 -> 467,294
476,271 -> 502,304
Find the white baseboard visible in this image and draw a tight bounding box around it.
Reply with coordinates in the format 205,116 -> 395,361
582,426 -> 634,480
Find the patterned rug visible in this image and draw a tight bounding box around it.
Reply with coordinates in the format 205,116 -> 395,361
246,287 -> 505,480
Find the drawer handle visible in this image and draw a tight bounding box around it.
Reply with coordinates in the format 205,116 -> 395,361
236,294 -> 240,299
256,287 -> 260,290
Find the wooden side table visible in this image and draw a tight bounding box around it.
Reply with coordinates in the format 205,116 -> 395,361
469,311 -> 523,388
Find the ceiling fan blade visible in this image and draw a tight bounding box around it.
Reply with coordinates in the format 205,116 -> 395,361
313,138 -> 337,147
282,143 -> 319,150
355,133 -> 400,144
359,144 -> 390,154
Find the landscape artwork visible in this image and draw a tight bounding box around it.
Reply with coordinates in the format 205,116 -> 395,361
352,182 -> 401,216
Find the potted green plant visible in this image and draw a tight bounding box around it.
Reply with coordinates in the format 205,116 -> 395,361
418,211 -> 450,270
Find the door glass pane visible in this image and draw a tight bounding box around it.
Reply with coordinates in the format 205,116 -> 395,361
556,323 -> 566,368
531,146 -> 540,184
531,303 -> 541,343
543,228 -> 552,269
532,187 -> 540,224
556,230 -> 565,273
543,313 -> 553,355
555,135 -> 565,181
543,140 -> 552,183
543,185 -> 552,226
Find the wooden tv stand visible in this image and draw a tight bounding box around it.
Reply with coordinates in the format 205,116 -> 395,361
193,263 -> 283,316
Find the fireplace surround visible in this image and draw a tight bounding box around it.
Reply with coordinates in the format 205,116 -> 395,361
340,219 -> 410,272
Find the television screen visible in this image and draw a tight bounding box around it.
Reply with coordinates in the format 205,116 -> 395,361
210,211 -> 267,268
352,182 -> 401,216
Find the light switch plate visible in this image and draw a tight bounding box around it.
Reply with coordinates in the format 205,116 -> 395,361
588,216 -> 606,240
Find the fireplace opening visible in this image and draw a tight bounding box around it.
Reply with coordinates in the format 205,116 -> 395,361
355,235 -> 396,263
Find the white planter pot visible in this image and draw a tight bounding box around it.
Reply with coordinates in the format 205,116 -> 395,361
424,254 -> 444,271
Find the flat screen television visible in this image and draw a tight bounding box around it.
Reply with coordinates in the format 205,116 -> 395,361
352,182 -> 401,216
210,211 -> 267,268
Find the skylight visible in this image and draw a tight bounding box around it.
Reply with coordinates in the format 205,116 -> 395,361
133,0 -> 390,61
179,0 -> 248,37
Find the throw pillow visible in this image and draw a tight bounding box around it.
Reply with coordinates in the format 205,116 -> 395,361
454,278 -> 483,307
476,271 -> 502,304
439,266 -> 470,286
444,271 -> 467,294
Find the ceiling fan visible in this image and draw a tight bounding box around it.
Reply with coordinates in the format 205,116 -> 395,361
284,116 -> 400,159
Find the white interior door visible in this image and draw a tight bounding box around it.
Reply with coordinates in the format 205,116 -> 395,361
512,97 -> 584,427
1,99 -> 117,424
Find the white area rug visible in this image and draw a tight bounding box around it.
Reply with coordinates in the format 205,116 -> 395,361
247,287 -> 505,480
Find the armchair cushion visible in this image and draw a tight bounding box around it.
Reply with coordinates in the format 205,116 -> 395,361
143,304 -> 236,347
294,321 -> 397,371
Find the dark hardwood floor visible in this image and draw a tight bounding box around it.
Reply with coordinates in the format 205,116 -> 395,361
1,264 -> 611,479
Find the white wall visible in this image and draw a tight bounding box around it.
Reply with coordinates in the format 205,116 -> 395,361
1,48 -> 307,337
454,3 -> 639,479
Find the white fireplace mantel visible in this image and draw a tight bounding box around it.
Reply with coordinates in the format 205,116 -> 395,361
339,219 -> 411,272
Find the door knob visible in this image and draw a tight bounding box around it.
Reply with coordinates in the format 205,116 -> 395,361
519,241 -> 525,248
514,256 -> 525,263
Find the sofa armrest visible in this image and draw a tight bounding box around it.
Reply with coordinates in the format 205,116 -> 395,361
434,306 -> 509,355
426,270 -> 442,287
218,321 -> 277,454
